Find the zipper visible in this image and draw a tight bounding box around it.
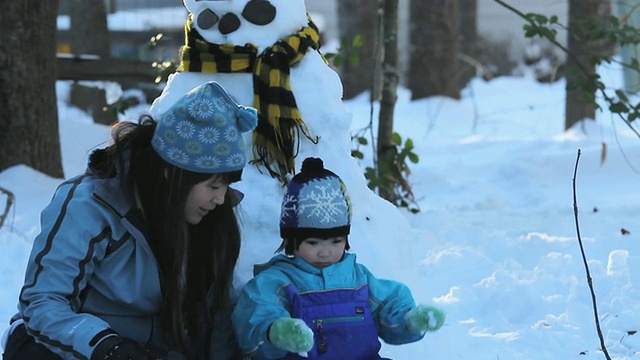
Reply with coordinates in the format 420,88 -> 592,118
312,315 -> 365,325
316,319 -> 326,354
312,316 -> 366,354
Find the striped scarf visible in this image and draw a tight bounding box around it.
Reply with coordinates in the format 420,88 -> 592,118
178,15 -> 322,183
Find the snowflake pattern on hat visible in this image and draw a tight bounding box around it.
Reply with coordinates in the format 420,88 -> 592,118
280,158 -> 352,239
297,184 -> 349,224
152,81 -> 258,174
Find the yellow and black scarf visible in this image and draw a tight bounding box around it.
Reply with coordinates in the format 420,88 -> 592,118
178,15 -> 322,183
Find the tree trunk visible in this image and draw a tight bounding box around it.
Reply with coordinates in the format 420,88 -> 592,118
565,0 -> 611,130
337,0 -> 378,99
68,0 -> 112,125
459,1 -> 477,54
378,0 -> 399,201
458,0 -> 478,89
408,0 -> 460,100
69,0 -> 110,58
0,0 -> 63,178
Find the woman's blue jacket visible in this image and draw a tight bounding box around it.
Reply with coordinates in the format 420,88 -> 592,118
11,165 -> 240,360
12,169 -> 171,359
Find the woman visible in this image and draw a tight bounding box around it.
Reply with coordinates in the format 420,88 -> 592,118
1,82 -> 257,360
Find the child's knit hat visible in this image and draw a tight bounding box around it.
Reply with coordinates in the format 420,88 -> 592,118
280,157 -> 352,239
152,81 -> 258,174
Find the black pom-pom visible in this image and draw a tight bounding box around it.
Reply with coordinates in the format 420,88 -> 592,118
300,157 -> 324,174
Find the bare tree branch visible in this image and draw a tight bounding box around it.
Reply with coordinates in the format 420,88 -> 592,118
572,149 -> 612,360
0,186 -> 15,229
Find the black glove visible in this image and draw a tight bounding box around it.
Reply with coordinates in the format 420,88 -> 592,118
91,336 -> 162,360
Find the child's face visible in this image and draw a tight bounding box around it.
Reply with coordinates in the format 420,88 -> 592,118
294,236 -> 346,269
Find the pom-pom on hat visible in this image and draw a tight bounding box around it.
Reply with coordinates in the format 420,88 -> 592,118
280,157 -> 352,239
152,81 -> 258,174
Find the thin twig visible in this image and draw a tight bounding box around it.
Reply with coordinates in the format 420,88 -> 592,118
572,149 -> 612,360
0,186 -> 15,229
369,0 -> 385,169
610,114 -> 640,174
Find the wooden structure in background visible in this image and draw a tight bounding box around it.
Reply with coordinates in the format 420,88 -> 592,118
56,54 -> 156,82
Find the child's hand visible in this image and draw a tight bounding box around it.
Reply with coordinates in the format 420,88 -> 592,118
405,304 -> 445,333
268,317 -> 314,353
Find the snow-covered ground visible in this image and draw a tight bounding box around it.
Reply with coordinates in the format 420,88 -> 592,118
1,61 -> 639,359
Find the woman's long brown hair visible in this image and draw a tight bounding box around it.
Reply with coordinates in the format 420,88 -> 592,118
91,116 -> 242,356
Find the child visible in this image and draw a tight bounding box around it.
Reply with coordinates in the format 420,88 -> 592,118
232,157 -> 445,359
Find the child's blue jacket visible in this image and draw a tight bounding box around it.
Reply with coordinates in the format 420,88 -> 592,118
232,253 -> 424,359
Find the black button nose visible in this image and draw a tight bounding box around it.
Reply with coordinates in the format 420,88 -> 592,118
197,9 -> 219,30
219,13 -> 240,35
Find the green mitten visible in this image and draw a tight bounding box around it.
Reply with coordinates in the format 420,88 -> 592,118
405,304 -> 445,333
268,317 -> 314,353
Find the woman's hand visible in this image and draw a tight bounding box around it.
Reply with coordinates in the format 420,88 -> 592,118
91,336 -> 163,360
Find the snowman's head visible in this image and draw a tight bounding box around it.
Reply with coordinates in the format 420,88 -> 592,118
182,0 -> 308,52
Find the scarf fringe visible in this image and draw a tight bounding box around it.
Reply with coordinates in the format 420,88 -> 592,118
252,115 -> 319,183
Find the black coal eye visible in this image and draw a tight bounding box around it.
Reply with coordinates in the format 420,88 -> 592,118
242,0 -> 276,26
219,13 -> 241,35
197,9 -> 219,29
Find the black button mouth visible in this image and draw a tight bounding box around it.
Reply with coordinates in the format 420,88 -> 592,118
194,0 -> 277,34
197,9 -> 219,30
218,12 -> 241,34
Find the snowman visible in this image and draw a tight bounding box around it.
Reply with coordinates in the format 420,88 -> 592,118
149,0 -> 419,294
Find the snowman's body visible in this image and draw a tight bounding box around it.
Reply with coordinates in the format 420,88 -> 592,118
149,0 -> 416,296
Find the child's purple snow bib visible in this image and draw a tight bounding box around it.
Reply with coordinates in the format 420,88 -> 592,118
283,284 -> 382,360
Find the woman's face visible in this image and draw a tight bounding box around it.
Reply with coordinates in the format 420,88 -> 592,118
184,175 -> 228,224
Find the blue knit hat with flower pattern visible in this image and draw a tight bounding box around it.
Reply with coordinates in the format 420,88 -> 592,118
280,157 -> 352,239
152,81 -> 258,173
